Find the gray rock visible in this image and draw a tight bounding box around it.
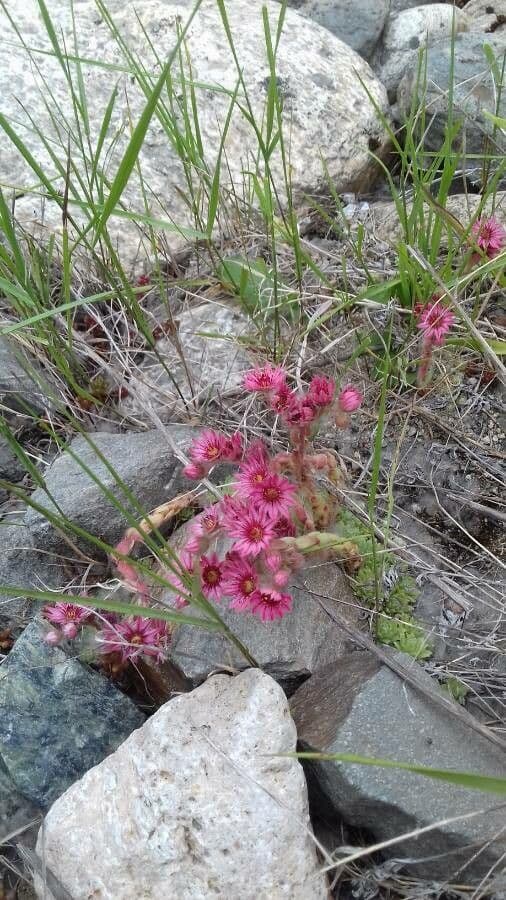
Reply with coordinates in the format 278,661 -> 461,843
397,32 -> 506,154
35,669 -> 328,900
291,650 -> 506,879
0,336 -> 58,423
0,523 -> 66,626
0,757 -> 41,837
119,302 -> 251,424
464,0 -> 506,35
284,0 -> 389,58
0,435 -> 25,483
0,619 -> 144,809
368,190 -> 506,244
372,4 -> 470,102
167,555 -> 361,694
0,434 -> 26,506
1,1 -> 390,270
24,427 -> 195,554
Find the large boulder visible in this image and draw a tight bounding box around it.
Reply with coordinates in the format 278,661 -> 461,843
372,5 -> 470,102
291,650 -> 506,880
35,669 -> 328,899
283,0 -> 389,59
397,32 -> 506,154
24,426 -> 195,554
0,620 -> 145,809
0,0 -> 390,269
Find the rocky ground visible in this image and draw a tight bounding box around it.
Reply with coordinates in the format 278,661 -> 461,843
0,0 -> 505,898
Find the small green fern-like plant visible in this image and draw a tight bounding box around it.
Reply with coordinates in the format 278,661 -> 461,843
335,508 -> 432,660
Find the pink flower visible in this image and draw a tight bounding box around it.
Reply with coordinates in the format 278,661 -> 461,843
43,602 -> 92,635
99,616 -> 169,663
223,432 -> 244,462
222,553 -> 259,610
307,375 -> 335,409
273,569 -> 291,588
417,299 -> 455,347
186,507 -> 223,552
200,552 -> 225,601
243,364 -> 287,393
338,385 -> 363,412
281,394 -> 316,426
471,217 -> 506,259
235,451 -> 271,498
219,495 -> 244,528
250,473 -> 296,519
188,429 -> 228,465
269,384 -> 297,415
183,462 -> 206,480
226,506 -> 276,557
44,629 -> 63,646
250,588 -> 293,621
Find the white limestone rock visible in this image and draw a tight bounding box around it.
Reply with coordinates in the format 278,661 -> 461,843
0,0 -> 390,269
35,669 -> 328,900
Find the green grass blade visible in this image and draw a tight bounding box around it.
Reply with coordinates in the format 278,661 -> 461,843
287,752 -> 506,796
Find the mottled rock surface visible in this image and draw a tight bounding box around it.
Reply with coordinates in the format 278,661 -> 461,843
119,302 -> 251,424
35,669 -> 327,900
0,757 -> 40,836
464,0 -> 506,35
24,426 -> 195,553
291,650 -> 506,879
372,4 -> 470,101
0,436 -> 25,483
397,32 -> 506,153
167,553 -> 361,694
0,523 -> 65,625
0,436 -> 26,505
0,620 -> 144,809
284,0 -> 389,58
0,0 -> 390,268
389,0 -> 443,11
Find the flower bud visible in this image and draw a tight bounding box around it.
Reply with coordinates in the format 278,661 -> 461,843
62,622 -> 78,639
45,629 -> 62,646
338,385 -> 363,413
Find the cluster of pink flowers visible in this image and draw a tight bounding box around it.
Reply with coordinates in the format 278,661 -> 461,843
167,368 -> 363,622
43,366 -> 363,662
42,601 -> 169,665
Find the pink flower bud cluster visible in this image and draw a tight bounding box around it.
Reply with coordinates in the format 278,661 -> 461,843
243,364 -> 362,431
42,600 -> 169,665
